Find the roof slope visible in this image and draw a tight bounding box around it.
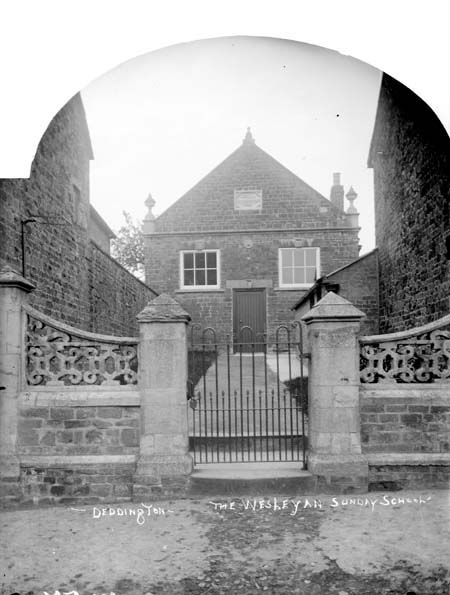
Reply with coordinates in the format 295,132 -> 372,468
155,131 -> 348,233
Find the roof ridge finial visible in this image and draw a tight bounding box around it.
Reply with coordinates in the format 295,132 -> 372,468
243,127 -> 255,145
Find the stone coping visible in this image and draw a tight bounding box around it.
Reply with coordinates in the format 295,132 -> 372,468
20,455 -> 137,467
360,312 -> 450,343
22,385 -> 138,392
24,304 -> 139,344
360,384 -> 450,404
366,453 -> 450,466
19,389 -> 141,407
360,384 -> 450,392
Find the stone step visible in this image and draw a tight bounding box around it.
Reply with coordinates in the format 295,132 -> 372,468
188,462 -> 315,496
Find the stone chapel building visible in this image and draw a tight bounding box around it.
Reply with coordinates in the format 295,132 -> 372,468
144,129 -> 360,343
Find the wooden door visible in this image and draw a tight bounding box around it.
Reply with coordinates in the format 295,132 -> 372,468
233,289 -> 266,352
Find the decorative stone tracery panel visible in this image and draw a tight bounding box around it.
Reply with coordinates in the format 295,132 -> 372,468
360,321 -> 450,384
26,309 -> 138,386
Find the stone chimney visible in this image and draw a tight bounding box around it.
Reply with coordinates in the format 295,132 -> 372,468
143,193 -> 155,234
345,186 -> 359,228
330,173 -> 344,211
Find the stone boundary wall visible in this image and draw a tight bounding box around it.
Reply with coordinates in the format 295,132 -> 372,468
366,453 -> 450,491
17,388 -> 140,456
359,311 -> 450,490
1,286 -> 194,507
2,277 -> 449,507
11,388 -> 141,505
360,386 -> 450,490
360,385 -> 450,454
19,458 -> 136,505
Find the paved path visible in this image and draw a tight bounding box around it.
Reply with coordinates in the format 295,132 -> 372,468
1,489 -> 448,594
190,353 -> 305,438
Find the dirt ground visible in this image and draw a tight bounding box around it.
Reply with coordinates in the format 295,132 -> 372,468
1,489 -> 449,595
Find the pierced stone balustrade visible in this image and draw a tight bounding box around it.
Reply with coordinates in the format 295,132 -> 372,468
360,314 -> 450,383
25,307 -> 139,386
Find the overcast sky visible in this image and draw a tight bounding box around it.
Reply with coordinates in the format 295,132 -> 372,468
82,36 -> 381,252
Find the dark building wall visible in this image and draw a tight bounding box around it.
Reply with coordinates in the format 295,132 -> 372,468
88,206 -> 115,254
293,250 -> 379,335
146,228 -> 360,341
0,93 -> 92,329
369,74 -> 450,332
0,94 -> 156,335
326,250 -> 379,335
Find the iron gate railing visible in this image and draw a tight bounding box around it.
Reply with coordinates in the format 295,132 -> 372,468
187,323 -> 308,467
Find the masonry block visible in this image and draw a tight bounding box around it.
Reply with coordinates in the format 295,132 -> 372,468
50,408 -> 75,421
97,407 -> 123,419
121,429 -> 139,447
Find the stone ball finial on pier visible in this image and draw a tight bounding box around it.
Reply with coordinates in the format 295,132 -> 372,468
346,186 -> 358,213
345,186 -> 359,228
143,193 -> 156,234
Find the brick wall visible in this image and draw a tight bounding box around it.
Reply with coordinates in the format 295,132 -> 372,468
146,229 -> 360,340
88,241 -> 156,336
0,93 -> 156,335
369,74 -> 450,332
360,386 -> 450,454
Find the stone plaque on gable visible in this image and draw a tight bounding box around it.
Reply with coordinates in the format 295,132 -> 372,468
234,189 -> 262,211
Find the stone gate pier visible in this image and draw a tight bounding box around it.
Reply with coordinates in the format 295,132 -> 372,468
302,292 -> 369,492
133,295 -> 193,497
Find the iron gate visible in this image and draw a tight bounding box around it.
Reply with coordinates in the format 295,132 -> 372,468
187,322 -> 308,467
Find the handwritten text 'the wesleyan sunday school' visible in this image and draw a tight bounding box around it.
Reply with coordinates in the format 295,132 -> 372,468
208,494 -> 432,514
